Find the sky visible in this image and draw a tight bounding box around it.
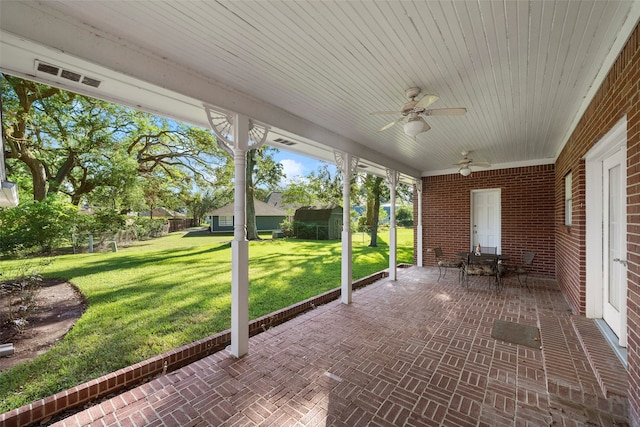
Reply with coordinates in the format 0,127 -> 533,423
272,149 -> 332,185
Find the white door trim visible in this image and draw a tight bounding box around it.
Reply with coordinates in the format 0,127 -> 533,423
470,188 -> 501,253
585,117 -> 627,345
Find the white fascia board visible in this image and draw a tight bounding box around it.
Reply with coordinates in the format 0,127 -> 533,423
0,2 -> 420,179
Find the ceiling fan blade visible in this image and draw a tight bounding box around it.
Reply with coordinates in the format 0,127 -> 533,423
422,121 -> 431,132
473,162 -> 491,167
369,110 -> 401,115
415,94 -> 439,109
424,107 -> 467,116
379,117 -> 403,131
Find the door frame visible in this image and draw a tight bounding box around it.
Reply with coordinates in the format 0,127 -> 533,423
470,188 -> 501,253
585,116 -> 627,346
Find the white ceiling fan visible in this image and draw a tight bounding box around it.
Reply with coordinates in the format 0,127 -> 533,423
455,151 -> 491,176
370,87 -> 467,137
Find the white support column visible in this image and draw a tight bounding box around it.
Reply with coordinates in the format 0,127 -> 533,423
335,151 -> 358,304
230,115 -> 250,358
386,169 -> 400,280
205,106 -> 269,358
415,179 -> 423,267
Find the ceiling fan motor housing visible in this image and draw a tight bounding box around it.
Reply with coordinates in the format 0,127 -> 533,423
405,87 -> 421,99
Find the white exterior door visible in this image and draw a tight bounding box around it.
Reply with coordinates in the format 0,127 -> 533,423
603,148 -> 627,346
471,189 -> 501,252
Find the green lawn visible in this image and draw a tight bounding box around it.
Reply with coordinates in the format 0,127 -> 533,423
0,227 -> 413,411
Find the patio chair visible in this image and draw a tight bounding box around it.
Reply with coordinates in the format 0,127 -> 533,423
434,247 -> 463,283
463,253 -> 501,293
499,252 -> 535,292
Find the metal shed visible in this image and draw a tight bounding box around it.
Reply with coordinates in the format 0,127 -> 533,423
293,205 -> 343,240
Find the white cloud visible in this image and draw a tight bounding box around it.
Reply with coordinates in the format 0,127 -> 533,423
280,159 -> 305,182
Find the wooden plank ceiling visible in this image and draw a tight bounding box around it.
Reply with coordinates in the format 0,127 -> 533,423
0,1 -> 637,178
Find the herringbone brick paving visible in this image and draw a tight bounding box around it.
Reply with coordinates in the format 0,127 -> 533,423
52,267 -> 628,426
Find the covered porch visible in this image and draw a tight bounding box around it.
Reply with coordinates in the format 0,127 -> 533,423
1,1 -> 639,425
48,267 -> 627,426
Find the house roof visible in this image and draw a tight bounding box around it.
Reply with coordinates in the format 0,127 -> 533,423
264,191 -> 300,211
209,199 -> 287,217
294,206 -> 343,222
1,2 -> 637,182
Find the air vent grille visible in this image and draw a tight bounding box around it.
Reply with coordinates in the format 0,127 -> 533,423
273,137 -> 296,146
35,61 -> 102,88
37,63 -> 59,76
60,69 -> 81,82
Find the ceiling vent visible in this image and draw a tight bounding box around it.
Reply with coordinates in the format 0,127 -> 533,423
35,60 -> 102,88
273,137 -> 296,146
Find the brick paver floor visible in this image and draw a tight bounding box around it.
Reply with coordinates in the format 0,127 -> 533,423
53,266 -> 628,426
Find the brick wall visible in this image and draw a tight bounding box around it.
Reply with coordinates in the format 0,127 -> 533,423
418,164 -> 556,279
555,23 -> 639,427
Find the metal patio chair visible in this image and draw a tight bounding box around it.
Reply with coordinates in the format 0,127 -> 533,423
434,246 -> 463,283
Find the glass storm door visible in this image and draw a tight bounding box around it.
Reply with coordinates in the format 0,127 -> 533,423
602,148 -> 627,346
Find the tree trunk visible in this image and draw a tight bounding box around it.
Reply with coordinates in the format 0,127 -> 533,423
19,156 -> 49,201
246,149 -> 260,240
369,176 -> 383,247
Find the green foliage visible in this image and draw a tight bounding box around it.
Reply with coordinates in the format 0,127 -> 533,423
396,205 -> 414,227
279,218 -> 295,237
282,162 -> 344,207
0,197 -> 169,255
356,215 -> 369,233
1,75 -> 227,210
130,217 -> 167,240
0,196 -> 79,255
294,221 -> 329,240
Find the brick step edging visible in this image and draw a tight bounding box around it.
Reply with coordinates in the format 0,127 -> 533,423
570,316 -> 628,399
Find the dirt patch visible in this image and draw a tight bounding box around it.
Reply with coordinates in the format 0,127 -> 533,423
0,279 -> 87,371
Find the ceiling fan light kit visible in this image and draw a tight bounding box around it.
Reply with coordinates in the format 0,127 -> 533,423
459,166 -> 472,176
403,117 -> 427,137
455,150 -> 490,176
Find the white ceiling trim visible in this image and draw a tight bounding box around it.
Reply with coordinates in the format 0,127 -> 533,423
423,158 -> 556,178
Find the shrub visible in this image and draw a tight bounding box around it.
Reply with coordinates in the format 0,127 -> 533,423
130,217 -> 167,240
396,206 -> 414,227
279,218 -> 294,237
0,196 -> 79,255
72,209 -> 127,252
294,221 -> 328,240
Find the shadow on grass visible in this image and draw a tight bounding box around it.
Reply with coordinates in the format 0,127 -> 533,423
0,233 -> 413,412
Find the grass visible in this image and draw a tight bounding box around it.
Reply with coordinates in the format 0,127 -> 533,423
0,227 -> 413,412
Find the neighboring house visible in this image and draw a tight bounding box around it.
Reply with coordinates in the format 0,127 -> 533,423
293,205 -> 342,240
208,199 -> 287,232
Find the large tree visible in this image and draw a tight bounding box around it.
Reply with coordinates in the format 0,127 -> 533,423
282,162 -> 344,208
1,75 -> 225,209
214,143 -> 284,240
